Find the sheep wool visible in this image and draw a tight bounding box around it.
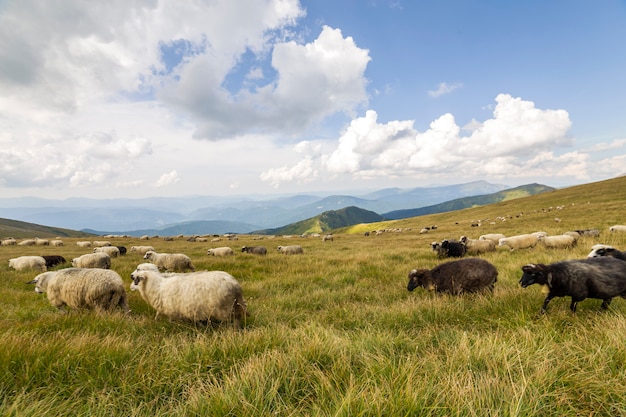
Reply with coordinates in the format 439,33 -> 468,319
28,268 -> 129,312
130,266 -> 247,327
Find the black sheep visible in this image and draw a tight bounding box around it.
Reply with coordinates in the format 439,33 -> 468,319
40,255 -> 66,268
519,257 -> 626,313
587,245 -> 626,261
440,239 -> 466,258
407,258 -> 498,295
241,245 -> 267,255
116,246 -> 127,255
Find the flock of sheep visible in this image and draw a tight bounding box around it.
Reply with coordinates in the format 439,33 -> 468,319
4,222 -> 626,325
410,224 -> 626,314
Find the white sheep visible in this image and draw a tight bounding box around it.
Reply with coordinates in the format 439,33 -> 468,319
459,236 -> 496,255
8,256 -> 47,272
478,233 -> 506,243
50,239 -> 64,247
71,252 -> 111,269
143,250 -> 195,272
94,246 -> 120,258
76,241 -> 92,247
207,247 -> 234,257
130,245 -> 155,255
35,238 -> 49,246
1,238 -> 17,246
610,225 -> 626,233
92,240 -> 112,247
18,239 -> 36,246
498,234 -> 539,251
28,268 -> 129,312
277,245 -> 304,255
538,234 -> 577,249
130,265 -> 247,327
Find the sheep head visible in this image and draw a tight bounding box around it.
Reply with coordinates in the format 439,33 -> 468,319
519,264 -> 550,288
407,269 -> 434,292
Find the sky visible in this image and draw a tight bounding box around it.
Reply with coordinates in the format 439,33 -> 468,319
1,0 -> 625,200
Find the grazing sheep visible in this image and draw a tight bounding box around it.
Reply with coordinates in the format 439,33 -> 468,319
130,245 -> 155,255
35,238 -> 49,246
537,234 -> 577,249
41,255 -> 66,268
459,236 -> 496,255
71,252 -> 111,269
277,245 -> 304,255
50,239 -> 64,247
587,245 -> 626,261
1,238 -> 17,246
207,247 -> 234,257
322,234 -> 334,241
610,225 -> 626,233
76,241 -> 92,247
498,234 -> 539,251
8,256 -> 47,272
18,239 -> 36,246
519,257 -> 626,313
241,246 -> 267,256
144,250 -> 195,272
130,266 -> 247,327
478,233 -> 506,244
92,240 -> 111,247
94,246 -> 121,258
439,239 -> 466,258
28,268 -> 129,313
574,229 -> 600,237
407,258 -> 498,295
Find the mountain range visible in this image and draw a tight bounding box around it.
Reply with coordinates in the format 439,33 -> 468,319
0,181 -> 554,236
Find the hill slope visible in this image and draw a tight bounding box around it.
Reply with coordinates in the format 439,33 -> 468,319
256,206 -> 383,235
0,218 -> 96,239
383,183 -> 555,220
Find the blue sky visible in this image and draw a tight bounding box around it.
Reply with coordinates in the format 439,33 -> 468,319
0,0 -> 624,199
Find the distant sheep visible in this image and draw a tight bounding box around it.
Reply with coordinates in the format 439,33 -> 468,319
41,255 -> 67,269
1,238 -> 17,246
537,234 -> 577,249
94,246 -> 120,258
609,225 -> 626,233
76,241 -> 92,247
92,240 -> 112,247
144,250 -> 195,272
241,246 -> 267,256
116,246 -> 127,255
459,236 -> 496,255
130,245 -> 155,255
18,239 -> 36,246
587,244 -> 626,261
322,234 -> 334,241
130,265 -> 247,327
520,257 -> 626,313
277,245 -> 304,255
28,268 -> 128,313
498,234 -> 539,251
50,239 -> 64,247
407,258 -> 498,295
479,233 -> 505,244
438,239 -> 466,258
71,252 -> 111,269
207,247 -> 234,257
9,256 -> 47,272
35,238 -> 49,246
574,229 -> 600,237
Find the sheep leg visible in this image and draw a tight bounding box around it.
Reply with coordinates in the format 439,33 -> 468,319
540,295 -> 555,314
569,300 -> 578,313
601,298 -> 612,309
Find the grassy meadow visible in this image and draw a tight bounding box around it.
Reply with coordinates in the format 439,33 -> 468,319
1,176 -> 626,416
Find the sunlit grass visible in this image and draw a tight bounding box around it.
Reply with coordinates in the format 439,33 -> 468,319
1,177 -> 626,415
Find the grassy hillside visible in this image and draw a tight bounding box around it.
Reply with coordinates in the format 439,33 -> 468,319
0,217 -> 96,239
383,183 -> 554,219
1,176 -> 626,416
257,206 -> 383,235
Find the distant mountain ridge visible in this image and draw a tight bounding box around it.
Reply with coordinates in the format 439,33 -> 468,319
256,206 -> 383,235
383,183 -> 555,220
